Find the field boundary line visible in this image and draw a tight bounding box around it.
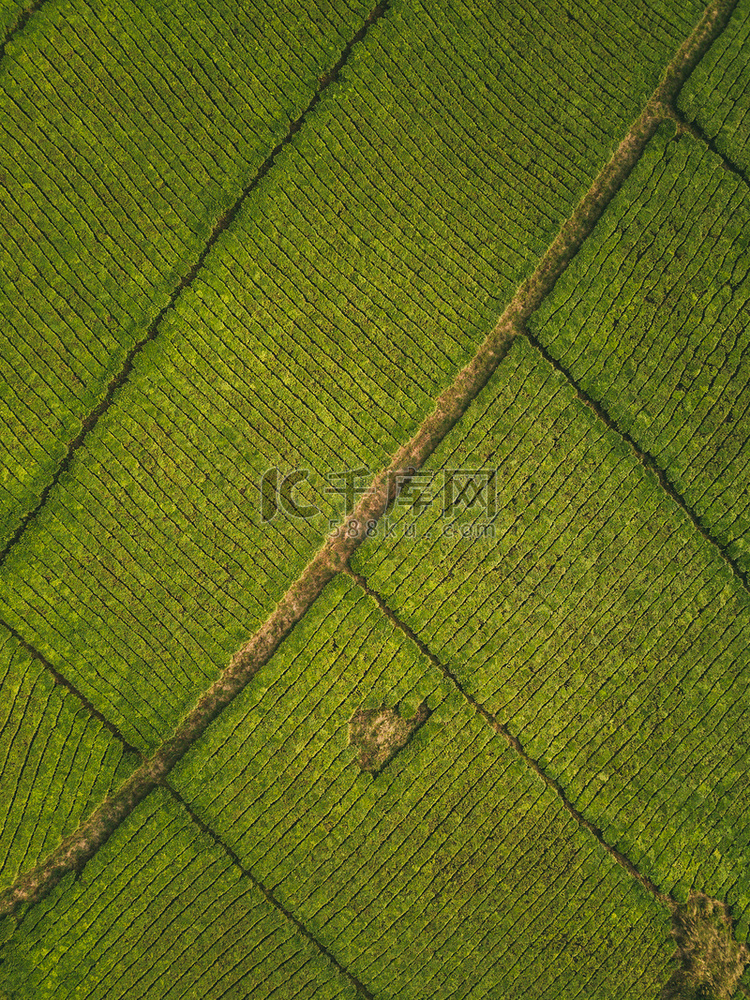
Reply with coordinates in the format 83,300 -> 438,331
666,105 -> 750,187
165,784 -> 376,1000
525,333 -> 750,598
1,615 -> 142,757
0,0 -> 736,922
0,0 -> 389,574
345,569 -> 675,909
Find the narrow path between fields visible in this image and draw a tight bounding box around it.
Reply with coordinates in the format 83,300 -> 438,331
668,106 -> 750,187
345,569 -> 675,906
526,332 -> 750,598
0,5 -> 743,997
165,784 -> 376,1000
0,0 -> 735,919
345,568 -> 750,994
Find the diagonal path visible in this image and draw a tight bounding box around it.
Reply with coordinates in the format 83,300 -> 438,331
0,0 -> 737,925
0,615 -> 142,757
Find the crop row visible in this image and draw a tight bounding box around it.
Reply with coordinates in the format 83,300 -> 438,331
0,787 -> 357,999
0,0 -> 372,547
0,0 -> 713,752
168,575 -> 675,999
352,335 -> 750,938
530,126 -> 750,574
0,622 -> 135,892
679,0 -> 750,172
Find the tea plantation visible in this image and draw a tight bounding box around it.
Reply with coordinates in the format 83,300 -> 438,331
1,0 -> 749,997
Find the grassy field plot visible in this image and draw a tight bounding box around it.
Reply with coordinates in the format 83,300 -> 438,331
530,126 -> 750,574
352,335 -> 750,938
0,0 -> 710,753
0,623 -> 135,893
679,0 -> 750,171
0,788 -> 358,999
1,1 -> 749,994
168,576 -> 676,999
0,0 -> 372,547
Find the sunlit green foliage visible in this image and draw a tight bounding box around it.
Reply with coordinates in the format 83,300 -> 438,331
0,0 -> 372,547
679,0 -> 750,171
170,577 -> 675,999
354,335 -> 750,939
0,0 -> 708,753
0,0 -> 748,996
0,623 -> 135,892
531,126 -> 750,573
0,789 -> 358,999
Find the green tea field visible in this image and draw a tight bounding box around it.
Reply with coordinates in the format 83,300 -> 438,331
1,0 -> 749,996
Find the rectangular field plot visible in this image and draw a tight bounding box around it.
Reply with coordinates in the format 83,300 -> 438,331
0,0 -> 709,753
0,623 -> 136,892
0,0 -> 372,547
352,336 -> 750,938
530,125 -> 750,575
0,788 -> 357,1000
171,576 -> 675,1000
679,0 -> 750,172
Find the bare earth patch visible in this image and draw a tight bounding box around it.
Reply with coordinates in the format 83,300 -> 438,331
661,893 -> 749,1000
349,703 -> 430,775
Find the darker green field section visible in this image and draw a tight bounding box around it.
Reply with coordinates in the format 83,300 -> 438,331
352,336 -> 750,939
530,125 -> 750,576
168,577 -> 675,999
0,623 -> 136,893
679,0 -> 750,171
0,0 -> 32,43
0,788 -> 358,999
0,0 -> 707,752
0,0 -> 373,549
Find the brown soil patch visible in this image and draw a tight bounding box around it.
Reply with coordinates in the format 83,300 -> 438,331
661,893 -> 749,1000
349,703 -> 429,774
